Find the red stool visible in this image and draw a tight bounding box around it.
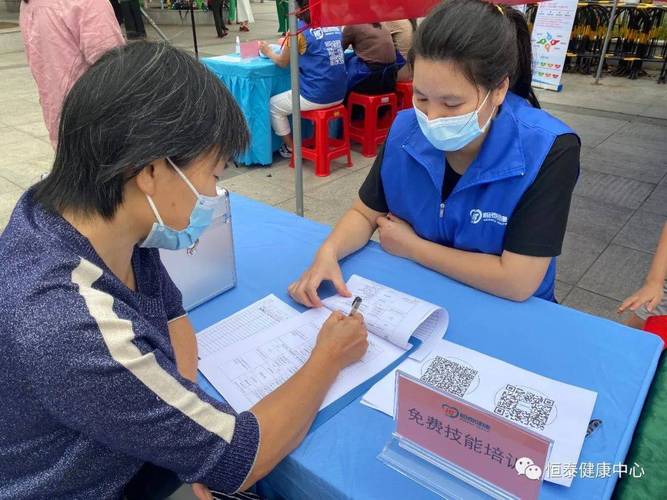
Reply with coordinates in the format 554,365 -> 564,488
291,104 -> 352,177
395,81 -> 414,110
347,92 -> 398,157
644,315 -> 667,350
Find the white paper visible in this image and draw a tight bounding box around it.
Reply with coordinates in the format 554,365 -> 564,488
322,275 -> 448,360
361,340 -> 597,487
199,307 -> 405,412
197,294 -> 299,359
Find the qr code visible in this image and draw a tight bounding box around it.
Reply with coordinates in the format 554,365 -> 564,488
494,385 -> 554,431
420,356 -> 478,397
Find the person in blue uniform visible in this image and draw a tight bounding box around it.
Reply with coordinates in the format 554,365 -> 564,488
289,0 -> 581,306
260,0 -> 347,159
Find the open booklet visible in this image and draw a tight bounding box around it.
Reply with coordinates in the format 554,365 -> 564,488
197,275 -> 449,414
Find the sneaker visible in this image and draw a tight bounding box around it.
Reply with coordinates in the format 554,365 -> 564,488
278,144 -> 293,159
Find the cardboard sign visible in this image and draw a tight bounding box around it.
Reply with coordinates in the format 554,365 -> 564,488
395,372 -> 552,500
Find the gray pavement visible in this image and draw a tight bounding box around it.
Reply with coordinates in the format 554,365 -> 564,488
1,0 -> 666,332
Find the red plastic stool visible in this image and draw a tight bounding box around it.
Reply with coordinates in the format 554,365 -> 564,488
291,104 -> 352,177
347,92 -> 398,157
395,81 -> 414,110
644,315 -> 667,349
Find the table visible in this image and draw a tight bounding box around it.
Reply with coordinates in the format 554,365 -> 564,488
202,55 -> 290,166
189,194 -> 663,500
614,351 -> 667,499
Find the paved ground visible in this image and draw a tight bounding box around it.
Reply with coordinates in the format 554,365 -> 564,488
1,1 -> 666,334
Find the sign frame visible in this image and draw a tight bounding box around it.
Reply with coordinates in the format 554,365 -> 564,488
378,371 -> 554,500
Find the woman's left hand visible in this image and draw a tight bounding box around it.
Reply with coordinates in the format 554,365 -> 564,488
376,214 -> 422,259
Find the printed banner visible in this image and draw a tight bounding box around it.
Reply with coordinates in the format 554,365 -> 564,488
530,0 -> 578,91
309,0 -> 539,27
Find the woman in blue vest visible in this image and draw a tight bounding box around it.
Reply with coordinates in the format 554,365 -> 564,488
260,0 -> 347,159
289,0 -> 580,305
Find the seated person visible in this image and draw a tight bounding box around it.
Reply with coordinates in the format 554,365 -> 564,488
342,22 -> 398,96
619,222 -> 667,329
289,0 -> 580,308
260,0 -> 347,159
0,41 -> 367,500
382,19 -> 418,82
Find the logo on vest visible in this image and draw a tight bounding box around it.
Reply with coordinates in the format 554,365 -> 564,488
470,209 -> 508,226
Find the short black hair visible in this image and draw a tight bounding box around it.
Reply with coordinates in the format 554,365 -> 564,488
33,41 -> 249,219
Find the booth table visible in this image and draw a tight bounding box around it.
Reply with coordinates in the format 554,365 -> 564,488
202,55 -> 290,166
189,194 -> 663,499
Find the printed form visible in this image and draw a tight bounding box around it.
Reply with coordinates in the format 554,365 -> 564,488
197,276 -> 450,413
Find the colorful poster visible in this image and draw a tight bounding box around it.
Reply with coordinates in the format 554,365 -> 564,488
530,0 -> 578,91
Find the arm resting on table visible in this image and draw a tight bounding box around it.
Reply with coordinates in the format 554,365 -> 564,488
410,242 -> 550,302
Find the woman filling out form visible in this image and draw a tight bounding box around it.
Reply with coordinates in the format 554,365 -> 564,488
290,0 -> 580,307
0,42 -> 367,500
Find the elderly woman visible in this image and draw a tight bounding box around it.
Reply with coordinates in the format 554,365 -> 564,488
0,42 -> 367,500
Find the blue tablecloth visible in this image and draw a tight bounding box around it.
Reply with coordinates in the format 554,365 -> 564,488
202,55 -> 290,166
188,194 -> 662,500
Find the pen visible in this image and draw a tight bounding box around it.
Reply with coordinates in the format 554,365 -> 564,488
349,296 -> 362,316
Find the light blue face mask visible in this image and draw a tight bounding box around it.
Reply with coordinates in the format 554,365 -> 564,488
140,158 -> 222,251
415,91 -> 494,152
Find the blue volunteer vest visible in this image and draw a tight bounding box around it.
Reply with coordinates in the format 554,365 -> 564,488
381,92 -> 577,301
299,23 -> 347,104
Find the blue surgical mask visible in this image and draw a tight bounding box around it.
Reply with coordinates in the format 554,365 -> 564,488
415,92 -> 494,152
140,158 -> 222,251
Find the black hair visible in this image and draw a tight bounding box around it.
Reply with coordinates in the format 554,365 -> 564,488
296,0 -> 311,24
411,0 -> 539,108
372,23 -> 382,29
408,19 -> 418,32
33,41 -> 249,219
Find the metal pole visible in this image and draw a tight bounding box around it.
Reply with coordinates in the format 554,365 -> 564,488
288,0 -> 304,216
594,0 -> 619,84
190,0 -> 199,59
140,7 -> 170,42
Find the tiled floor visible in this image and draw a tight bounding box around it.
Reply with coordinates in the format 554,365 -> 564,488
1,2 -> 666,336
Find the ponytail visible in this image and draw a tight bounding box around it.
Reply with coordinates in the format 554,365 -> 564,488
503,6 -> 540,108
412,0 -> 539,108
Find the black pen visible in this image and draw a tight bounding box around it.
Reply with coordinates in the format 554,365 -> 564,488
349,296 -> 362,316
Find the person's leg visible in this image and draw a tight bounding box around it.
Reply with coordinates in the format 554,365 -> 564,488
124,463 -> 182,500
212,0 -> 224,37
110,0 -> 124,26
270,91 -> 295,155
277,0 -> 288,34
120,1 -> 137,37
130,0 -> 146,37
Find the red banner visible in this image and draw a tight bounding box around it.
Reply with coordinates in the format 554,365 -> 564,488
309,0 -> 545,27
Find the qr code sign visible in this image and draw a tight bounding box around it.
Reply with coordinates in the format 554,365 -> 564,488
420,356 -> 478,397
494,384 -> 554,431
